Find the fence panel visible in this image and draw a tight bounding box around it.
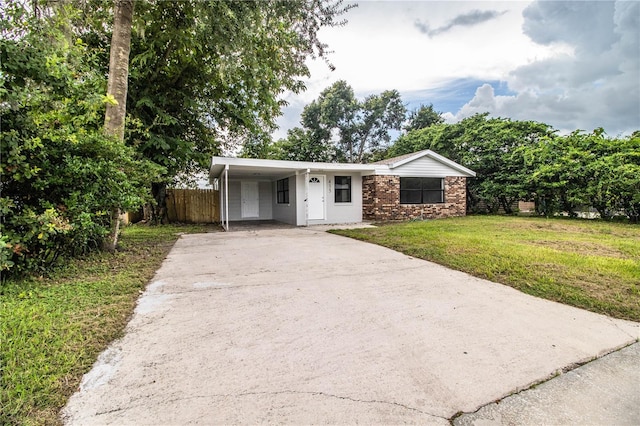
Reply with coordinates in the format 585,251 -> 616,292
166,189 -> 219,223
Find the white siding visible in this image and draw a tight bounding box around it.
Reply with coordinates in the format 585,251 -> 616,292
387,156 -> 468,177
228,181 -> 241,219
272,176 -> 297,225
258,181 -> 273,220
296,174 -> 307,226
321,172 -> 363,225
302,172 -> 364,226
228,180 -> 273,221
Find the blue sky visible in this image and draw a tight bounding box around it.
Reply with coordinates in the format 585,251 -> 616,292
403,79 -> 516,117
273,0 -> 639,140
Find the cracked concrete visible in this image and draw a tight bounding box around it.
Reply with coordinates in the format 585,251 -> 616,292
454,342 -> 640,425
62,228 -> 639,425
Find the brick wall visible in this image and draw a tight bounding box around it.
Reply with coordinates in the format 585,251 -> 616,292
362,175 -> 467,221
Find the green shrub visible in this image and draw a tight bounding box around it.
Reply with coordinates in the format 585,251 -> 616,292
0,2 -> 161,277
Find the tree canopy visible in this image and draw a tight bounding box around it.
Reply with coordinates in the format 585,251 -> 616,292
1,1 -> 159,274
390,113 -> 639,220
245,80 -> 406,163
1,0 -> 354,276
404,103 -> 444,132
117,1 -> 353,177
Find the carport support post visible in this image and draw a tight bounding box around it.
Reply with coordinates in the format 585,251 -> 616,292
304,168 -> 310,226
224,164 -> 229,231
219,179 -> 223,229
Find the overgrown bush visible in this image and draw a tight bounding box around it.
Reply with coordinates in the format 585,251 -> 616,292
390,115 -> 640,221
1,2 -> 160,277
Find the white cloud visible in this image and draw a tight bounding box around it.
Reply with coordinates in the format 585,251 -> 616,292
274,0 -> 639,140
452,0 -> 639,135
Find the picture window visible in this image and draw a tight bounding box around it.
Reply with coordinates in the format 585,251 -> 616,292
400,177 -> 444,204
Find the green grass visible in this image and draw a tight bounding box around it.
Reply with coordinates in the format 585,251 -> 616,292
332,216 -> 640,322
0,224 -> 207,426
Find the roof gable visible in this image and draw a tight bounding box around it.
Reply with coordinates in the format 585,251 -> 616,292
375,150 -> 475,177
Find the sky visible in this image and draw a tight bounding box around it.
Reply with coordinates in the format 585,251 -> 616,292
272,0 -> 640,140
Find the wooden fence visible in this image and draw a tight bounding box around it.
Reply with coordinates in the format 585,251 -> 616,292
166,188 -> 220,223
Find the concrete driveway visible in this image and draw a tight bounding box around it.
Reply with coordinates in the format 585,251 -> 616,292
63,228 -> 639,425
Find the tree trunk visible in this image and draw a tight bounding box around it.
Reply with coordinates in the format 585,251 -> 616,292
151,182 -> 169,225
104,0 -> 134,141
103,0 -> 134,252
500,196 -> 514,215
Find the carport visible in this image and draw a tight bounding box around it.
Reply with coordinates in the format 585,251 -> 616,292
209,157 -> 375,230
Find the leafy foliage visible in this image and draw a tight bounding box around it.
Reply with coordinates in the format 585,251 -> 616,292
119,1 -> 353,174
525,129 -> 640,220
248,80 -> 406,163
1,0 -> 352,274
91,0 -> 353,216
404,103 -> 444,132
389,114 -> 639,221
0,2 -> 159,276
391,113 -> 555,213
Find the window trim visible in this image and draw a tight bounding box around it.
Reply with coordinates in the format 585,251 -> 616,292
399,177 -> 444,204
334,176 -> 352,203
276,178 -> 289,204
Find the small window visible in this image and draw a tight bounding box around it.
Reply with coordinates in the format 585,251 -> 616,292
335,176 -> 351,203
400,177 -> 444,204
277,178 -> 289,204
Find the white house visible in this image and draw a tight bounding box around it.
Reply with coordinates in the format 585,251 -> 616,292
209,150 -> 476,230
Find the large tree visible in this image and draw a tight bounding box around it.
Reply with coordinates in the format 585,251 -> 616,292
404,103 -> 444,132
117,1 -> 352,217
389,113 -> 555,213
68,0 -> 353,219
257,80 -> 406,163
0,1 -> 156,275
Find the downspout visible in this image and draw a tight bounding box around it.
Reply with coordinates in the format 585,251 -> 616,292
224,164 -> 229,231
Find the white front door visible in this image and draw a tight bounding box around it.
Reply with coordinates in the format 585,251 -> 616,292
308,175 -> 325,220
241,181 -> 259,218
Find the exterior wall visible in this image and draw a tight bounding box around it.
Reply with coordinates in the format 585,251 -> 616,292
309,172 -> 363,225
272,175 -> 297,225
295,173 -> 364,226
296,174 -> 307,226
362,175 -> 467,221
258,181 -> 273,219
227,180 -> 273,221
227,180 -> 241,218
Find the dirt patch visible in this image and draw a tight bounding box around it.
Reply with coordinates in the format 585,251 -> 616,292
527,240 -> 629,259
504,218 -> 640,240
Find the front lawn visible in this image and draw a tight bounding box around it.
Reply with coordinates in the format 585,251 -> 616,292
332,216 -> 640,322
0,224 -> 207,426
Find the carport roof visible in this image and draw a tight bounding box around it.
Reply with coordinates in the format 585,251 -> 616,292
209,157 -> 376,181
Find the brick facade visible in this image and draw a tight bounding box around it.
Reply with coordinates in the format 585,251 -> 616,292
362,175 -> 467,221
